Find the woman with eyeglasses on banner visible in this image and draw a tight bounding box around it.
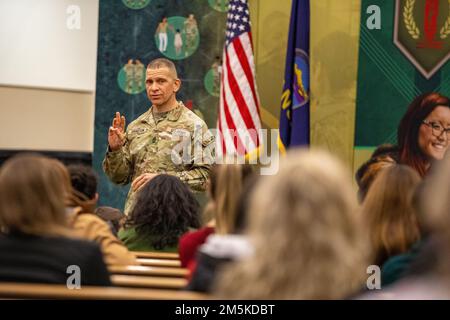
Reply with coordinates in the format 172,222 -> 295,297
356,93 -> 450,201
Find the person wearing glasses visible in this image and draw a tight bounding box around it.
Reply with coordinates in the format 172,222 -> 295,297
356,93 -> 450,201
397,92 -> 450,177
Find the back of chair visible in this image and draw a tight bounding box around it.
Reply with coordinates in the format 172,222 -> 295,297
131,251 -> 180,260
108,265 -> 188,278
0,282 -> 208,300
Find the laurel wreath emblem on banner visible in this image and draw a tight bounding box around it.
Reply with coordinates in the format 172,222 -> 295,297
440,0 -> 450,39
403,0 -> 420,39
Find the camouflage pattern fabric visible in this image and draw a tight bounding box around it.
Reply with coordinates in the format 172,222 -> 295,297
103,101 -> 214,215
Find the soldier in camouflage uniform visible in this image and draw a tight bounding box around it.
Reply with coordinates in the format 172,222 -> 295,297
133,59 -> 145,92
103,58 -> 214,215
124,59 -> 135,93
183,14 -> 198,55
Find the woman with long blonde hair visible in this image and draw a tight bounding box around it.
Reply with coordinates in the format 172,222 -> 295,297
362,165 -> 421,268
362,154 -> 450,298
215,150 -> 367,299
178,163 -> 253,271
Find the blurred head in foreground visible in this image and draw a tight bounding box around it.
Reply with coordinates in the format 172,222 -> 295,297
215,149 -> 368,299
0,154 -> 71,237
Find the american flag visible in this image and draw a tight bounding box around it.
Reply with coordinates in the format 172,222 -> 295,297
216,0 -> 262,158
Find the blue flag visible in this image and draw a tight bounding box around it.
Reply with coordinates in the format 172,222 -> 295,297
278,0 -> 310,152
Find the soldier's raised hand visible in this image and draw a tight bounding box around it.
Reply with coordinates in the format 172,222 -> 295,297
131,173 -> 158,192
108,112 -> 126,151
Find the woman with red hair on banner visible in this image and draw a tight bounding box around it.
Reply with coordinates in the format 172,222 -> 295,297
356,92 -> 450,201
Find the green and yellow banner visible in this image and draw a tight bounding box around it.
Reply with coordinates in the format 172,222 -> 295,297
309,0 -> 450,174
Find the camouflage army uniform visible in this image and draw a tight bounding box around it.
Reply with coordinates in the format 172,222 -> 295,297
134,61 -> 145,92
124,62 -> 135,93
103,101 -> 214,215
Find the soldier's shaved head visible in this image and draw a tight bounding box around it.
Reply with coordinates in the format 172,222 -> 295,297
147,58 -> 178,79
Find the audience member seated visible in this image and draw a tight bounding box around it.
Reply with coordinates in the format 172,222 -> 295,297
214,150 -> 368,299
376,181 -> 437,288
361,154 -> 450,299
178,163 -> 253,273
186,169 -> 257,292
355,144 -> 397,202
356,92 -> 450,200
361,165 -> 422,286
119,174 -> 200,252
94,206 -> 125,236
0,154 -> 111,286
66,164 -> 137,266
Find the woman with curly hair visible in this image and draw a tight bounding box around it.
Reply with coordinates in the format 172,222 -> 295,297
118,174 -> 200,252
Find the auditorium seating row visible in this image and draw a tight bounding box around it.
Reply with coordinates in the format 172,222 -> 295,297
0,251 -> 208,300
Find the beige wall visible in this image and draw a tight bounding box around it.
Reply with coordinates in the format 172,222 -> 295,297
0,86 -> 95,152
0,0 -> 99,91
249,0 -> 291,129
0,0 -> 98,153
310,0 -> 361,169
